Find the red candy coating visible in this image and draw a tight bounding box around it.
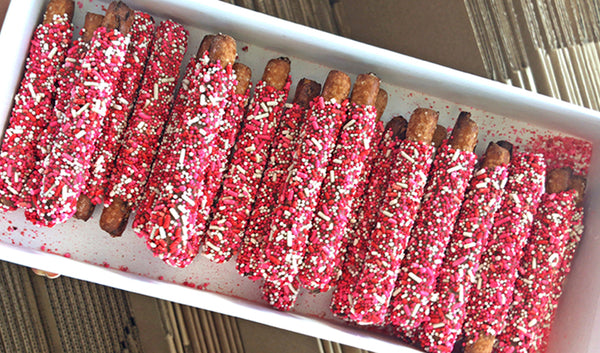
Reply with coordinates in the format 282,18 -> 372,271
463,153 -> 546,344
348,139 -> 435,325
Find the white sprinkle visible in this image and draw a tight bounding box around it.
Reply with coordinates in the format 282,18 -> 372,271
396,182 -> 408,189
48,46 -> 58,59
318,211 -> 331,222
143,100 -> 151,110
200,94 -> 207,106
287,231 -> 293,247
385,149 -> 391,158
284,103 -> 293,109
532,257 -> 537,270
392,287 -> 402,297
205,241 -> 220,252
549,253 -> 560,267
521,278 -> 533,285
310,137 -> 323,150
348,294 -> 354,307
329,170 -> 335,183
260,102 -> 269,112
408,272 -> 422,283
236,165 -> 246,174
382,210 -> 394,218
160,77 -> 176,83
432,322 -> 445,329
510,193 -> 520,206
363,139 -> 369,150
65,58 -> 76,63
7,186 -> 18,195
159,227 -> 167,239
287,282 -> 298,294
133,54 -> 140,63
517,326 -> 528,334
27,83 -> 36,97
451,149 -> 460,162
343,119 -> 356,129
137,121 -> 145,130
463,231 -> 473,237
169,208 -> 180,220
253,113 -> 269,120
179,149 -> 186,165
112,103 -> 123,110
464,242 -> 476,249
528,318 -> 538,327
332,159 -> 343,164
73,102 -> 90,117
477,277 -> 482,290
447,164 -> 463,173
154,83 -> 159,100
75,130 -> 86,139
400,150 -> 415,163
84,81 -> 99,87
266,100 -> 278,106
245,146 -> 256,152
181,193 -> 195,206
411,303 -> 421,317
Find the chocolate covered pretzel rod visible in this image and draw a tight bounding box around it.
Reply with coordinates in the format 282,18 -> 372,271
193,63 -> 252,235
416,142 -> 510,353
297,73 -> 380,292
389,112 -> 479,330
131,34 -> 213,239
536,175 -> 585,352
261,70 -> 351,286
19,12 -> 103,224
141,34 -> 237,268
100,20 -> 189,237
346,108 -> 438,326
494,168 -> 576,353
0,0 -> 74,210
462,152 -> 546,353
203,57 -> 291,263
323,88 -> 389,291
236,78 -> 320,279
74,11 -> 156,221
35,2 -> 132,226
330,115 -> 407,320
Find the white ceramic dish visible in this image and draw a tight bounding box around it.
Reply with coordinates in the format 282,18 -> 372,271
1,1 -> 599,352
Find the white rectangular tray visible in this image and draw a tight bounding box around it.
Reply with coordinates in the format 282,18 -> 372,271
1,1 -> 600,352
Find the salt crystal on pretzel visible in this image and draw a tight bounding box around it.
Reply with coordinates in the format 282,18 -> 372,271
389,112 -> 479,330
297,73 -> 380,292
99,20 -> 188,237
416,142 -> 510,353
346,107 -> 438,326
0,0 -> 74,211
74,12 -> 156,221
462,152 -> 546,353
236,78 -> 320,279
19,12 -> 103,225
260,70 -> 351,290
140,34 -> 236,268
330,115 -> 407,320
203,57 -> 291,263
535,175 -> 585,352
131,34 -> 213,240
35,2 -> 132,226
494,168 -> 576,353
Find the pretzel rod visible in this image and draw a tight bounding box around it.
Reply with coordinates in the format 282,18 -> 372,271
74,12 -> 156,221
34,3 -> 132,226
389,112 -> 478,330
193,63 -> 252,236
494,168 -> 576,353
140,34 -> 237,268
536,175 -> 585,352
324,88 -> 390,290
0,0 -> 74,210
462,152 -> 546,353
236,78 -> 320,279
416,142 -> 510,353
260,70 -> 351,287
346,108 -> 438,326
131,35 -> 213,239
203,57 -> 291,263
330,116 -> 407,320
297,73 -> 379,292
346,89 -> 389,221
18,13 -> 103,224
99,20 -> 188,237
432,124 -> 448,149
